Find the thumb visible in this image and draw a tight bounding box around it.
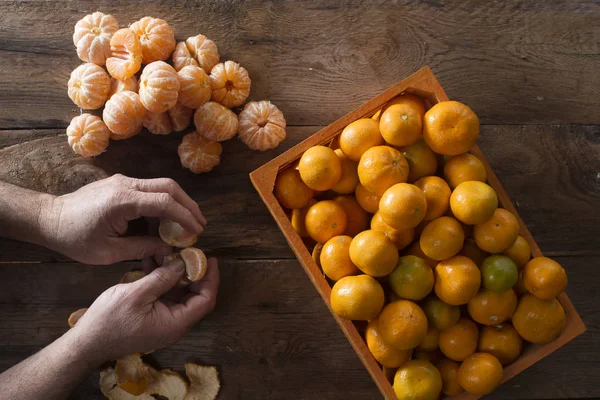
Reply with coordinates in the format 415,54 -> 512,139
132,258 -> 185,300
108,236 -> 172,263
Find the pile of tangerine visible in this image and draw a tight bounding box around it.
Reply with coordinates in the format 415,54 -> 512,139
67,11 -> 287,173
274,94 -> 569,399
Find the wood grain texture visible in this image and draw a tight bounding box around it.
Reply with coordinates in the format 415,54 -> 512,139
0,256 -> 596,400
1,124 -> 597,263
0,0 -> 599,128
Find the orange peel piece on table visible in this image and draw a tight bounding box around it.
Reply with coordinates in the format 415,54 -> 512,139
100,367 -> 154,400
185,363 -> 221,400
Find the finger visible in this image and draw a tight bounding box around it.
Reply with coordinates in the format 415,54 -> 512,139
142,256 -> 158,275
122,191 -> 202,235
133,178 -> 207,226
131,258 -> 186,300
107,236 -> 172,263
169,258 -> 220,326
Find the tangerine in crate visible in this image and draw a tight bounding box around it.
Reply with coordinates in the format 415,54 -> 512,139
250,67 -> 585,400
73,11 -> 119,66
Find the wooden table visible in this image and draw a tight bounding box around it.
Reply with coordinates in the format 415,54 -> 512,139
0,1 -> 598,399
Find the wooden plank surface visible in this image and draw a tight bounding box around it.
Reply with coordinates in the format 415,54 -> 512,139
1,125 -> 598,262
0,0 -> 599,128
0,256 -> 597,400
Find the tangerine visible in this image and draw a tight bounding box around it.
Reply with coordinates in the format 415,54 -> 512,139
422,101 -> 480,156
468,289 -> 518,325
173,34 -> 220,73
68,63 -> 110,110
298,146 -> 342,191
339,118 -> 383,161
194,101 -> 238,141
366,319 -> 412,368
139,61 -> 180,113
523,256 -> 568,300
371,211 -> 415,250
305,200 -> 347,243
334,195 -> 369,237
422,296 -> 460,331
414,176 -> 451,221
238,101 -> 287,151
108,76 -> 138,98
143,111 -> 173,135
512,294 -> 566,343
158,219 -> 198,248
417,327 -> 440,352
332,149 -> 359,194
330,275 -> 384,320
436,358 -> 463,396
405,241 -> 438,268
177,65 -> 211,109
379,300 -> 428,350
389,255 -> 434,301
400,139 -> 438,183
439,317 -> 479,361
393,360 -> 442,400
481,255 -> 519,292
106,28 -> 143,80
103,91 -> 146,140
443,153 -> 487,189
458,353 -> 503,395
474,208 -> 520,253
274,168 -> 314,210
355,183 -> 380,213
66,114 -> 110,157
420,216 -> 465,261
450,181 -> 498,225
434,256 -> 480,305
290,200 -> 316,237
210,61 -> 251,108
320,235 -> 359,281
129,17 -> 176,64
503,235 -> 531,268
478,323 -> 523,365
458,238 -> 488,267
379,104 -> 422,147
379,183 -> 427,229
73,11 -> 118,66
358,146 -> 409,196
178,132 -> 222,174
168,102 -> 194,132
349,230 -> 399,277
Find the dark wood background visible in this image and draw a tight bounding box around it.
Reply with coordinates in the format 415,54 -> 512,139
1,1 -> 599,399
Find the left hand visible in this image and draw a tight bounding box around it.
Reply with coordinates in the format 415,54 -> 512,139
71,257 -> 220,361
39,174 -> 207,265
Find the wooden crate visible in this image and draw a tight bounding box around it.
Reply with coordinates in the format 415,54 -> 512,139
250,66 -> 586,400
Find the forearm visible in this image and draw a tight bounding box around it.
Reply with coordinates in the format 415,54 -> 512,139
0,328 -> 104,400
0,181 -> 57,247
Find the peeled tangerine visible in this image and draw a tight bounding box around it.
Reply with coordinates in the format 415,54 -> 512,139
185,363 -> 221,400
159,219 -> 199,248
178,132 -> 223,174
177,65 -> 212,109
139,61 -> 180,113
143,111 -> 173,135
194,102 -> 238,142
210,61 -> 251,108
68,63 -> 110,109
108,76 -> 138,98
181,247 -> 208,284
106,28 -> 143,80
168,102 -> 194,132
103,91 -> 147,140
172,34 -> 220,73
238,101 -> 287,151
67,114 -> 110,157
130,17 -> 176,64
73,11 -> 119,65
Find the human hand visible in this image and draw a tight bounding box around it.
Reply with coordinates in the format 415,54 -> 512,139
39,174 -> 206,265
71,257 -> 219,362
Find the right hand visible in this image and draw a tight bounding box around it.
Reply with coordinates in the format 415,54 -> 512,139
71,257 -> 220,361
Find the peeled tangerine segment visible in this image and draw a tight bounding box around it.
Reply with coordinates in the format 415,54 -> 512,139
178,132 -> 223,174
73,11 -> 119,65
143,365 -> 188,400
67,308 -> 87,328
209,61 -> 251,108
178,65 -> 212,109
108,76 -> 138,98
159,219 -> 199,248
143,111 -> 173,135
181,247 -> 208,282
129,16 -> 176,64
169,102 -> 194,132
172,34 -> 220,73
68,63 -> 110,109
238,101 -> 287,151
194,101 -> 238,142
139,61 -> 180,113
185,363 -> 221,400
67,114 -> 110,157
103,91 -> 147,140
119,270 -> 146,284
115,354 -> 147,396
100,367 -> 154,400
107,28 -> 143,80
